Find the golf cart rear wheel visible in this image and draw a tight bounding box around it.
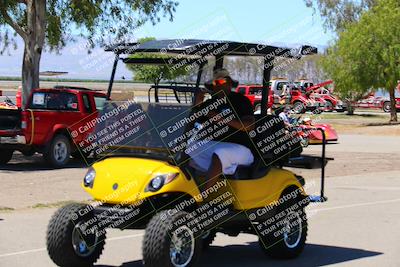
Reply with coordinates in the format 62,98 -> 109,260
259,191 -> 307,259
201,229 -> 217,250
0,149 -> 13,164
143,210 -> 202,267
46,203 -> 105,267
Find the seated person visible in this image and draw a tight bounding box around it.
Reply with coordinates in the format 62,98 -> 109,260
188,69 -> 255,191
277,105 -> 292,127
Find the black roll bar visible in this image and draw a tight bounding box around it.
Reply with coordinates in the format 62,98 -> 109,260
107,54 -> 119,99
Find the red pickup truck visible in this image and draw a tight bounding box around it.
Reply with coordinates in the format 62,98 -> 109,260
0,86 -> 107,167
235,85 -> 274,112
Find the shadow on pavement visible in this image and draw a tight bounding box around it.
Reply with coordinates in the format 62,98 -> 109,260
96,242 -> 382,267
0,153 -> 93,171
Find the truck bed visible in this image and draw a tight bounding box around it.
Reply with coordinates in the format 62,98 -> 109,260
0,108 -> 21,132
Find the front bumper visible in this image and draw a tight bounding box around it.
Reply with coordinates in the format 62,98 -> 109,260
92,200 -> 156,230
0,135 -> 26,144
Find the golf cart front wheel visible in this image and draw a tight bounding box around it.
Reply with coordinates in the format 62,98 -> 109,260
143,210 -> 202,267
259,192 -> 307,259
46,203 -> 105,267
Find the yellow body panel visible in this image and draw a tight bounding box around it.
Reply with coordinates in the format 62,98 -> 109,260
83,157 -> 305,210
228,168 -> 305,210
83,157 -> 201,205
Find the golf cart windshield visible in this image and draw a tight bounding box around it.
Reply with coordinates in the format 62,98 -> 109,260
93,98 -> 193,157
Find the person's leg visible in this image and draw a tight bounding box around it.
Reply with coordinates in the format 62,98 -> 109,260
205,153 -> 222,190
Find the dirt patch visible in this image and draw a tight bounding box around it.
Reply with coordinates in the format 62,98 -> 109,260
290,151 -> 400,180
315,113 -> 400,136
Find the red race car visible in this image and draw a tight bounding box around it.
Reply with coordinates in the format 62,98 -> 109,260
291,117 -> 338,145
356,91 -> 400,112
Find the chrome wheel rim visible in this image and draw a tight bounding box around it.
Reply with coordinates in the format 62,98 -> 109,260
170,226 -> 195,267
383,103 -> 390,112
283,211 -> 302,248
54,141 -> 68,162
71,222 -> 98,257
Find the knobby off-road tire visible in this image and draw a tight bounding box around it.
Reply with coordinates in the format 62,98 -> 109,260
0,149 -> 13,164
259,191 -> 308,259
44,134 -> 71,168
47,203 -> 106,267
143,210 -> 202,267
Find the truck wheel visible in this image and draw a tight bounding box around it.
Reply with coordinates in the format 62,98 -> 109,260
201,229 -> 217,250
293,101 -> 305,114
0,149 -> 13,164
45,134 -> 71,167
325,100 -> 334,112
383,101 -> 391,113
259,191 -> 307,259
47,203 -> 105,267
143,210 -> 202,267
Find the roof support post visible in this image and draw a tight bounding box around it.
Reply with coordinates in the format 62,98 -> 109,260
193,61 -> 206,103
107,54 -> 119,99
214,55 -> 224,71
261,57 -> 273,115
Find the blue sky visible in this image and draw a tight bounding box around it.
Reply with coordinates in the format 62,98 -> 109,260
0,0 -> 334,79
142,0 -> 333,45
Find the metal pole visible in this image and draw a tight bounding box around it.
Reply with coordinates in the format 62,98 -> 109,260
193,61 -> 206,103
107,54 -> 119,99
214,55 -> 224,71
319,128 -> 326,200
261,57 -> 273,115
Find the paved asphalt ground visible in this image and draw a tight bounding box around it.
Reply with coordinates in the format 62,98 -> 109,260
0,134 -> 399,267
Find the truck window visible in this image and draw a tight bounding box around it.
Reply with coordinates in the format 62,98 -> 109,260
82,94 -> 93,113
30,92 -> 78,111
237,87 -> 246,95
249,87 -> 262,95
276,82 -> 288,94
94,96 -> 107,111
304,82 -> 313,88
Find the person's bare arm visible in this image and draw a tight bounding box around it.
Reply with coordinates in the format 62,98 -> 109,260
226,115 -> 255,131
194,92 -> 205,105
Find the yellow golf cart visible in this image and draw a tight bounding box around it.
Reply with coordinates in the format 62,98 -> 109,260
46,39 -> 328,267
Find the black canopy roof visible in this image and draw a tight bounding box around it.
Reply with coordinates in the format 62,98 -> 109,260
105,39 -> 317,58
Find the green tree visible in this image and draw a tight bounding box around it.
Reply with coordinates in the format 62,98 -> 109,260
127,37 -> 189,85
0,0 -> 178,105
304,0 -> 376,32
320,0 -> 399,121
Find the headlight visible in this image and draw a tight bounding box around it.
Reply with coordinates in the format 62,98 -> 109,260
83,167 -> 96,188
146,173 -> 179,192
